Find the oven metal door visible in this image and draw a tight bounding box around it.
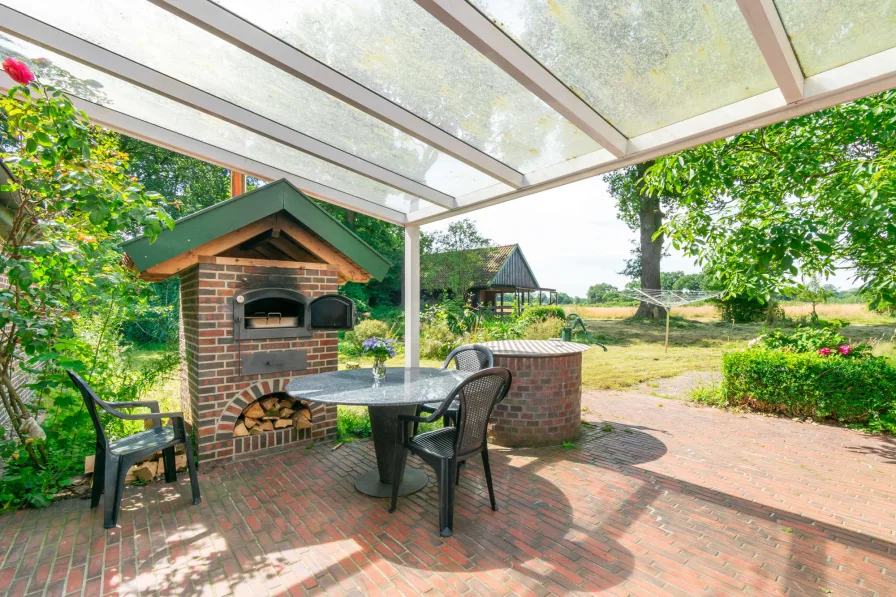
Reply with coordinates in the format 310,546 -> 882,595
309,295 -> 355,330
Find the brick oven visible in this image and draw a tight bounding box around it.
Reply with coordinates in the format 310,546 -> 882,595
123,181 -> 390,465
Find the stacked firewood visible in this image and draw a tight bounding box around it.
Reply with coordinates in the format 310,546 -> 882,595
234,395 -> 312,437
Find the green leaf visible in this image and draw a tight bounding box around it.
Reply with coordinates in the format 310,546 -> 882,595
33,132 -> 53,147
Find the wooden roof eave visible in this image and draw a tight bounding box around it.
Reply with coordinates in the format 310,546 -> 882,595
122,180 -> 390,281
138,213 -> 371,284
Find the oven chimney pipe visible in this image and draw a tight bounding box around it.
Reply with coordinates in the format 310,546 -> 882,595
230,170 -> 246,197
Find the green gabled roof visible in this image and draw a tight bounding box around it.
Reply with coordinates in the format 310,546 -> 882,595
122,180 -> 391,280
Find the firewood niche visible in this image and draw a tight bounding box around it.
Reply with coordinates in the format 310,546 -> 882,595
233,392 -> 312,437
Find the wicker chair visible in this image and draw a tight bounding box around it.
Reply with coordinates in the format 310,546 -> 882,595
415,344 -> 494,431
390,367 -> 511,537
68,372 -> 201,529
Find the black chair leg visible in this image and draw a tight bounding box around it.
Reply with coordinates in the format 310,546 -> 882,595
481,449 -> 497,511
162,447 -> 177,483
389,443 -> 407,513
183,437 -> 201,505
111,457 -> 133,529
91,449 -> 105,509
103,455 -> 120,529
438,458 -> 456,537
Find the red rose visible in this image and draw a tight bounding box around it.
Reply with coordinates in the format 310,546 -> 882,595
2,58 -> 35,85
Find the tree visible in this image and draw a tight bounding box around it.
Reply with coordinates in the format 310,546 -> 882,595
647,89 -> 896,309
0,66 -> 171,467
116,137 -> 234,219
315,203 -> 405,308
556,292 -> 574,305
422,219 -> 493,301
660,271 -> 685,290
671,273 -> 707,292
605,162 -> 678,319
586,283 -> 620,303
795,278 -> 836,322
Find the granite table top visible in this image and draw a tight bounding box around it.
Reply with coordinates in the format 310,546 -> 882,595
285,367 -> 470,407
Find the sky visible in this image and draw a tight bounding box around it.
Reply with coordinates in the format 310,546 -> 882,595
423,176 -> 856,298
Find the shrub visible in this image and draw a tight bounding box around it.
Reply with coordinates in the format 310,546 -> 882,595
714,296 -> 773,323
353,319 -> 391,343
755,325 -> 871,358
342,319 -> 393,357
520,305 -> 566,324
524,317 -> 564,340
421,322 -> 457,360
758,325 -> 846,353
722,349 -> 896,427
336,406 -> 372,442
464,315 -> 526,343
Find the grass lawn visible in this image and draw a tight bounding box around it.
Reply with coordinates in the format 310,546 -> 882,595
578,315 -> 896,391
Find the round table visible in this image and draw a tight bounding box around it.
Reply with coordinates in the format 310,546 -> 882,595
285,367 -> 469,497
480,340 -> 590,448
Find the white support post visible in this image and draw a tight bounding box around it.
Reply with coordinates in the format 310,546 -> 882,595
737,0 -> 804,103
404,225 -> 421,369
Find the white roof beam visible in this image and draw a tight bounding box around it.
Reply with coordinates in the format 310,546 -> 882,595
150,0 -> 525,190
737,0 -> 804,103
409,46 -> 896,224
413,0 -> 628,158
0,78 -> 408,225
0,6 -> 455,210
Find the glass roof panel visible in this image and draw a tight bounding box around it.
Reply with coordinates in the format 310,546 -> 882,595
1,0 -> 498,198
774,0 -> 896,77
469,0 -> 777,137
211,0 -> 602,174
0,33 -> 430,214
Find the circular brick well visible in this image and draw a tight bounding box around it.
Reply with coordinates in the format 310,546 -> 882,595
483,341 -> 587,448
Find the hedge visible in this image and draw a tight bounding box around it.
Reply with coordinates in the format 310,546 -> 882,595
722,349 -> 896,423
520,305 -> 566,323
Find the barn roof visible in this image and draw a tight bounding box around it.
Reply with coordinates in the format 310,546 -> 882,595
421,244 -> 542,292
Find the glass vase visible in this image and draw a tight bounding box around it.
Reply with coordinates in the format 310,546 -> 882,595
372,357 -> 386,380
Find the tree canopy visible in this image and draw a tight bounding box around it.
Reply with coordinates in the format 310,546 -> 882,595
647,89 -> 896,309
421,219 -> 493,299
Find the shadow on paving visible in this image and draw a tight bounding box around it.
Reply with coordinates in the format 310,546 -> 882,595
3,421 -> 896,595
847,436 -> 896,464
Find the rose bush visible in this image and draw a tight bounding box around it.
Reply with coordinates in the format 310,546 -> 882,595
0,56 -> 174,508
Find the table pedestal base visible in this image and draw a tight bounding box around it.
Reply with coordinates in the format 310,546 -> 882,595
354,466 -> 428,497
353,403 -> 429,497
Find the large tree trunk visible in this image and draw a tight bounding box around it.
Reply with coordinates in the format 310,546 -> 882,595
633,161 -> 665,320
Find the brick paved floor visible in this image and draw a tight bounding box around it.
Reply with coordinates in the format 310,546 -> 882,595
2,388 -> 896,596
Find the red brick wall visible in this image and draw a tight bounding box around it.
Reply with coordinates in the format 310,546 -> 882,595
488,353 -> 582,447
179,261 -> 339,464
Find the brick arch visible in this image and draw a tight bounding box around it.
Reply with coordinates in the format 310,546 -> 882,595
215,378 -> 329,442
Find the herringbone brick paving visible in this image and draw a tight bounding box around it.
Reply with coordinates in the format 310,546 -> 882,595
2,389 -> 895,596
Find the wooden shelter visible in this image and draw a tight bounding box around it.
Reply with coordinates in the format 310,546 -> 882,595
421,244 -> 556,315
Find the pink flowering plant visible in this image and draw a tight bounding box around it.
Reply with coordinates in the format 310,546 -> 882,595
757,325 -> 870,358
